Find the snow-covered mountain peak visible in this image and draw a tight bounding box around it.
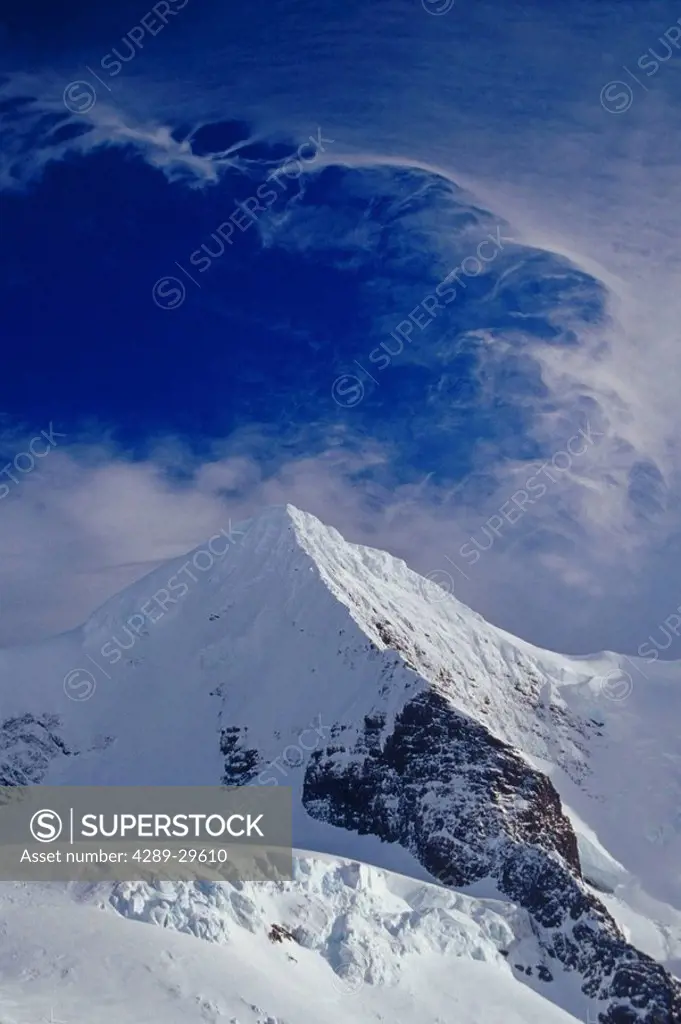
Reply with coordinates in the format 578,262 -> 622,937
1,504 -> 681,1022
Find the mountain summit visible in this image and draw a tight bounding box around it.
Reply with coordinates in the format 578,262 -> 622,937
1,504 -> 680,1023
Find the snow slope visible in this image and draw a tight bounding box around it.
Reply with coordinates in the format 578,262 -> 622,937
1,504 -> 680,1022
0,853 -> 584,1024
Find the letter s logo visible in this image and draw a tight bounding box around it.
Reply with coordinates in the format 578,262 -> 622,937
29,809 -> 63,843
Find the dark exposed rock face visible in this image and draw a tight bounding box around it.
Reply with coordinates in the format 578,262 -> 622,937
268,922 -> 297,944
303,690 -> 681,1024
219,725 -> 260,786
0,712 -> 74,786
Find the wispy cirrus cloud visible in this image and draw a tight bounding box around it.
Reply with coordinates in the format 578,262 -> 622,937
3,0 -> 681,662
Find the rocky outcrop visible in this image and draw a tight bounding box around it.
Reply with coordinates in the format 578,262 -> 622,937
303,690 -> 681,1024
219,725 -> 261,786
0,712 -> 73,786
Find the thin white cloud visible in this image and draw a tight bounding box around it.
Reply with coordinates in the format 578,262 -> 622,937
0,427 -> 678,659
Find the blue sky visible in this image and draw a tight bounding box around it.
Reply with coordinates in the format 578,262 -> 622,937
2,0 -> 681,657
